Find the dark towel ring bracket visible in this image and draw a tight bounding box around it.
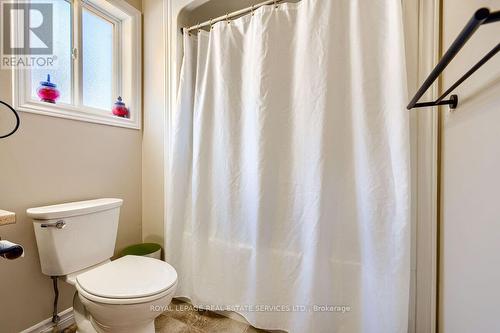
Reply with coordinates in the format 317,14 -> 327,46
407,7 -> 500,110
0,100 -> 20,139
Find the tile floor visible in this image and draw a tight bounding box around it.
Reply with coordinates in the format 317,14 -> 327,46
59,299 -> 269,333
155,299 -> 269,333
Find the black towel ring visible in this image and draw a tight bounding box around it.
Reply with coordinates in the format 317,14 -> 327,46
0,100 -> 20,139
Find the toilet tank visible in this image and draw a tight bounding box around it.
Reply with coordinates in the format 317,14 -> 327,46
27,198 -> 123,276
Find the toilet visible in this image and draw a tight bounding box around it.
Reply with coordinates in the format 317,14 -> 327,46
27,198 -> 178,333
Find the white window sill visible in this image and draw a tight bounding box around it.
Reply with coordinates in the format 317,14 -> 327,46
17,100 -> 141,130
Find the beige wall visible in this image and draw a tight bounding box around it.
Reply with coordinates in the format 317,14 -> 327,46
0,1 -> 142,331
142,0 -> 166,246
440,1 -> 500,332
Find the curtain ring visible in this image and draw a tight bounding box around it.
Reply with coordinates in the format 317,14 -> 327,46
274,0 -> 278,8
226,13 -> 230,24
209,19 -> 213,30
251,4 -> 255,16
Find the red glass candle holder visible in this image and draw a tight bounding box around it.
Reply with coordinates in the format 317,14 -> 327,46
112,96 -> 129,118
37,74 -> 60,104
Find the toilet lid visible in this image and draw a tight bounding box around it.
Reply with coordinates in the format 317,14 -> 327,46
76,255 -> 177,299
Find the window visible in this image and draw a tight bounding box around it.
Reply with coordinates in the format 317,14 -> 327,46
82,7 -> 115,110
30,0 -> 72,104
13,0 -> 141,129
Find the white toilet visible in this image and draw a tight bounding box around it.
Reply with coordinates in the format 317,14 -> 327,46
27,198 -> 178,333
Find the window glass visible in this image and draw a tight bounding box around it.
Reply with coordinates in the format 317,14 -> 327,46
31,0 -> 72,104
82,8 -> 113,110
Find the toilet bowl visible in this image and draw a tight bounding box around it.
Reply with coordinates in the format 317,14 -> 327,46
71,255 -> 177,333
27,199 -> 178,333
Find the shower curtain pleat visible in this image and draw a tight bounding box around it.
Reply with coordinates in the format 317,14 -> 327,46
167,1 -> 410,332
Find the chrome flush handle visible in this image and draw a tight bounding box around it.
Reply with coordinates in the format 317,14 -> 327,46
41,220 -> 67,229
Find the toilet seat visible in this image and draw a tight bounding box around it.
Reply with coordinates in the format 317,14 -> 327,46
75,255 -> 177,305
77,282 -> 177,305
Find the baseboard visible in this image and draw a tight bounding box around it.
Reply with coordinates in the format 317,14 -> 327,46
20,308 -> 75,333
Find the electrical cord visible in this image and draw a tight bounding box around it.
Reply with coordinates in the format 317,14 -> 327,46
0,100 -> 20,139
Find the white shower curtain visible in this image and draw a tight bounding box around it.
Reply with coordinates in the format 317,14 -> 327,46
166,0 -> 410,332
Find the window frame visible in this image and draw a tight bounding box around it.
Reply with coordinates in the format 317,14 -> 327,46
12,0 -> 142,130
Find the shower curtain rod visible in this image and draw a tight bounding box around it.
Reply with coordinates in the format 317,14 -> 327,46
183,0 -> 287,32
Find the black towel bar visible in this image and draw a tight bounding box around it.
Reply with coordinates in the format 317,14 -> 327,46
407,8 -> 500,110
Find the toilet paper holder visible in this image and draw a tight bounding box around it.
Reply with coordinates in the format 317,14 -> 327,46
0,237 -> 24,260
